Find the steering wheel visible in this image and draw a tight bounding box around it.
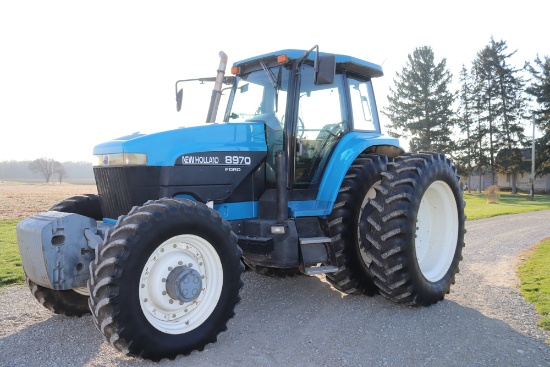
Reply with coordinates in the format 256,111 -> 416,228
281,115 -> 305,138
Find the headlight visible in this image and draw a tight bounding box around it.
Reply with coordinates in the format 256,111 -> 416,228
92,153 -> 147,167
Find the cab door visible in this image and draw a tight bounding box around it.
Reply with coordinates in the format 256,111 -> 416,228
292,66 -> 347,188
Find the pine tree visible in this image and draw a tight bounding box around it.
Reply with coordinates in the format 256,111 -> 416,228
469,62 -> 491,192
472,38 -> 526,192
383,46 -> 456,155
455,65 -> 477,191
525,55 -> 550,175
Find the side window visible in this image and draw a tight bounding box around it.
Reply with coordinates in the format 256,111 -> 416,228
295,66 -> 346,187
298,85 -> 343,136
349,77 -> 377,131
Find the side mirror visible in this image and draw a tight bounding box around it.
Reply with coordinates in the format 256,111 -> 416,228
315,54 -> 336,85
176,89 -> 183,112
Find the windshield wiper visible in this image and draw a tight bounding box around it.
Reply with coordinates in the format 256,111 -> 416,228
260,61 -> 277,88
260,61 -> 283,113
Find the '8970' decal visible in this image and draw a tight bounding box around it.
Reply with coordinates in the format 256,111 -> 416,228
224,155 -> 251,165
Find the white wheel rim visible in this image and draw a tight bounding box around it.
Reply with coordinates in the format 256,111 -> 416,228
73,286 -> 89,296
415,180 -> 458,282
358,181 -> 380,265
139,234 -> 223,334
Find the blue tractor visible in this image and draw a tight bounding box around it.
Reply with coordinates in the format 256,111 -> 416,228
17,46 -> 465,361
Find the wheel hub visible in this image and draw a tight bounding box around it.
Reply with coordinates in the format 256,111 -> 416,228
139,234 -> 224,334
165,266 -> 203,303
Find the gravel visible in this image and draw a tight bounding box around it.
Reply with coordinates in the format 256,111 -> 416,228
1,210 -> 549,367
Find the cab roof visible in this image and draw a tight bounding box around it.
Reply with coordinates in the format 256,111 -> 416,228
233,49 -> 384,78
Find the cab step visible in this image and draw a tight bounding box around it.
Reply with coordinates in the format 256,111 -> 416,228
302,265 -> 339,275
298,236 -> 338,275
299,236 -> 332,245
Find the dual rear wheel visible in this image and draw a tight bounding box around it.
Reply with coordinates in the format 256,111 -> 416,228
325,152 -> 465,306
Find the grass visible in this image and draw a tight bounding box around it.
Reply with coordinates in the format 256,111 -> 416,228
0,219 -> 25,287
517,238 -> 550,333
463,192 -> 550,220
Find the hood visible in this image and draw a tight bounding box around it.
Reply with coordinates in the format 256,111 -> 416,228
93,122 -> 267,166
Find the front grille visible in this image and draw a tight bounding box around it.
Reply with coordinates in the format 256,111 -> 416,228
94,167 -> 134,219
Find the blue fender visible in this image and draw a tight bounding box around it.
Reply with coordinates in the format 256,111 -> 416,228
289,132 -> 404,217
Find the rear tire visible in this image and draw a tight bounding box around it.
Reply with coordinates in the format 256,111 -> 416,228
363,153 -> 465,306
324,153 -> 389,295
25,194 -> 102,316
88,198 -> 244,361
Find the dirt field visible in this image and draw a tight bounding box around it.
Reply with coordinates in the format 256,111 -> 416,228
0,181 -> 98,220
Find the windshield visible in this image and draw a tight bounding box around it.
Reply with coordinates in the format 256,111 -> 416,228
226,66 -> 290,130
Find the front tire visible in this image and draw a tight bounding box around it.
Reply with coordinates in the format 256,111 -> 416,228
25,194 -> 102,316
363,153 -> 465,306
88,198 -> 244,361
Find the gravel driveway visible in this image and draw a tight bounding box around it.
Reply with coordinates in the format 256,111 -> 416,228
1,210 -> 549,367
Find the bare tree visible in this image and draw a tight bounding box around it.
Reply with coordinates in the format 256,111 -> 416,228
28,157 -> 59,183
54,161 -> 68,183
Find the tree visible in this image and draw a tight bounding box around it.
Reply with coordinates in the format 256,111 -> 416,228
383,46 -> 456,155
464,64 -> 492,192
455,65 -> 478,192
28,157 -> 60,183
471,38 -> 526,193
525,54 -> 550,175
54,161 -> 68,183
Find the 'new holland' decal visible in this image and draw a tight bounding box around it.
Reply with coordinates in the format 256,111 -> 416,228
176,151 -> 266,167
182,156 -> 220,165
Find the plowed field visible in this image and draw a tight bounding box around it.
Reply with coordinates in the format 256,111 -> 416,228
0,181 -> 98,220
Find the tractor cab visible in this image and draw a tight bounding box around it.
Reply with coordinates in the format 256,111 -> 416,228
224,48 -> 396,185
226,47 -> 402,209
226,48 -> 384,189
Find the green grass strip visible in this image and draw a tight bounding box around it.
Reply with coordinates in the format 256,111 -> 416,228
0,219 -> 25,286
464,193 -> 550,220
517,238 -> 550,333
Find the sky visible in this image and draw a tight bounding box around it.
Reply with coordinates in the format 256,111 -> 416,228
1,0 -> 549,163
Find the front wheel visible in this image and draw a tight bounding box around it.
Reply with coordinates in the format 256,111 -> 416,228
88,198 -> 244,361
362,153 -> 465,306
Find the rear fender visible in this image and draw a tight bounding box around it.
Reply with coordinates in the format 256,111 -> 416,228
315,133 -> 404,213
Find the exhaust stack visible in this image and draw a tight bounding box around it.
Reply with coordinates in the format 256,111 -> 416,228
206,51 -> 228,123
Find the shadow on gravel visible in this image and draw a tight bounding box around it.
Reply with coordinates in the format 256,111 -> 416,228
0,313 -> 105,366
1,272 -> 549,367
